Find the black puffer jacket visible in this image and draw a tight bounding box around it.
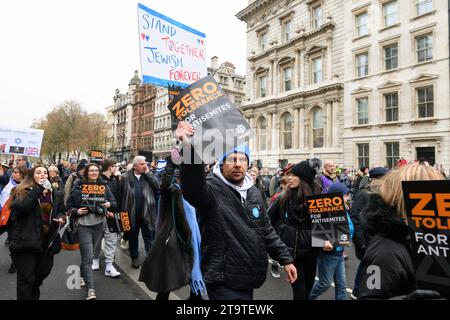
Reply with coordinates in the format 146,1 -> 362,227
357,194 -> 416,300
9,185 -> 65,255
100,174 -> 121,208
181,163 -> 293,290
349,186 -> 372,260
267,193 -> 319,258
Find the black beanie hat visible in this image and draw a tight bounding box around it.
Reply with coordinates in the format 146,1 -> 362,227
291,158 -> 322,185
77,162 -> 87,172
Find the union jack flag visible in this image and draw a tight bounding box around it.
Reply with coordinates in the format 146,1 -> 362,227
25,147 -> 39,156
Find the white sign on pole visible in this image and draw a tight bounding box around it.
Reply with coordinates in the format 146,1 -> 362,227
0,126 -> 44,157
137,3 -> 207,88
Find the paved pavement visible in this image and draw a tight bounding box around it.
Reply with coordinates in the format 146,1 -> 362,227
0,232 -> 149,300
0,232 -> 359,300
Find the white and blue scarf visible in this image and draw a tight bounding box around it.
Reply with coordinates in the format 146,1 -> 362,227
174,183 -> 205,296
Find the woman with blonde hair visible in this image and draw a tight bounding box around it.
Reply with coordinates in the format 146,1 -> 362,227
357,164 -> 444,300
248,167 -> 268,208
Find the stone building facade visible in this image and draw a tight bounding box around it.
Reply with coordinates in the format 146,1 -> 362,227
153,87 -> 174,159
343,0 -> 450,169
108,71 -> 140,163
237,0 -> 345,169
131,82 -> 157,160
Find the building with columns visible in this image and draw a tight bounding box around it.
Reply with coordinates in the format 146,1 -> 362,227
108,72 -> 141,163
343,0 -> 450,169
236,0 -> 345,169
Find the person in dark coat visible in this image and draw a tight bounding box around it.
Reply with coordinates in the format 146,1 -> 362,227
357,164 -> 445,299
352,167 -> 368,197
175,121 -> 297,300
0,164 -> 10,189
350,167 -> 390,261
48,165 -> 65,195
92,159 -> 122,278
357,193 -> 416,299
267,158 -> 325,300
66,163 -> 117,300
1,165 -> 29,274
349,167 -> 389,298
9,165 -> 66,300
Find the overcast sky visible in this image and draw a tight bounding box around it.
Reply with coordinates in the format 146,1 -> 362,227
0,0 -> 247,128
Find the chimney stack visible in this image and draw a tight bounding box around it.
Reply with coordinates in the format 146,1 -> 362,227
211,56 -> 219,70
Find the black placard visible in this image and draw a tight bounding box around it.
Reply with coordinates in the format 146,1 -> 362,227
81,182 -> 107,216
402,180 -> 450,299
167,76 -> 254,164
306,193 -> 350,248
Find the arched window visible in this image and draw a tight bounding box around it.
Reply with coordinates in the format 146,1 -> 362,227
281,113 -> 293,149
257,117 -> 267,151
312,108 -> 324,148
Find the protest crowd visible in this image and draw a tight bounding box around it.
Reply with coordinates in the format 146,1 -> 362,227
0,123 -> 448,301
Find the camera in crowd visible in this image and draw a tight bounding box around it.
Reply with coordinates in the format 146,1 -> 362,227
81,201 -> 107,216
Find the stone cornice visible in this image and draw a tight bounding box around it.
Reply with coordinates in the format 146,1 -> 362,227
241,82 -> 343,111
248,21 -> 335,63
236,0 -> 275,22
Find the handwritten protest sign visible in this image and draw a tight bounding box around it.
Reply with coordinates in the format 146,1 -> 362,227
167,76 -> 254,164
402,180 -> 450,299
137,3 -> 207,88
0,126 -> 44,157
306,193 -> 351,248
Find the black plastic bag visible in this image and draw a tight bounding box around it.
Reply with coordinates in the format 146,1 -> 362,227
139,195 -> 192,293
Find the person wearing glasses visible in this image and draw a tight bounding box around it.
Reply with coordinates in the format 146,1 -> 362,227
66,163 -> 117,300
0,166 -> 29,274
1,157 -> 28,187
15,156 -> 28,169
175,121 -> 297,300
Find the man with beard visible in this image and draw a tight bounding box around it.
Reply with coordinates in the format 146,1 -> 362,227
175,121 -> 297,300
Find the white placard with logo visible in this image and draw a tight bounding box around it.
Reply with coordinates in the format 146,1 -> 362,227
0,126 -> 44,157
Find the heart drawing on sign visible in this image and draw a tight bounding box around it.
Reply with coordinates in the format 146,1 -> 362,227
141,33 -> 146,41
